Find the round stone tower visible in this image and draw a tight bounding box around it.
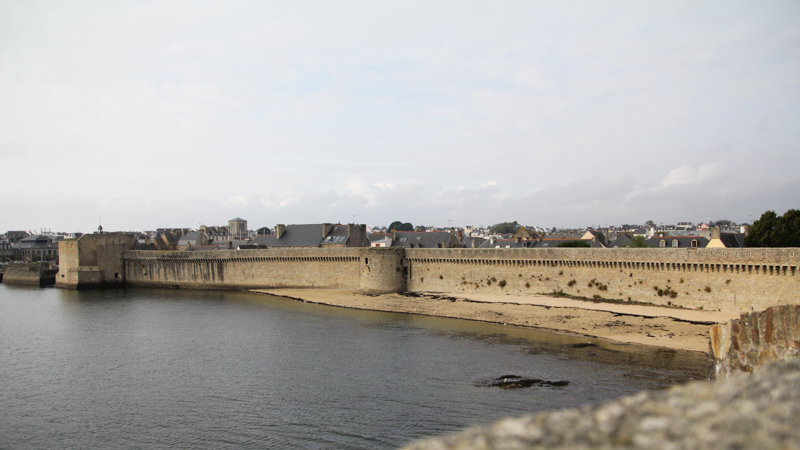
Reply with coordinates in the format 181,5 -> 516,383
359,247 -> 407,294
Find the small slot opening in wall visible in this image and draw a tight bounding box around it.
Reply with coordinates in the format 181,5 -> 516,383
114,273 -> 119,278
365,258 -> 369,264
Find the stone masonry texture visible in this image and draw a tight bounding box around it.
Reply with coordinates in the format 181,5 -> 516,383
56,236 -> 800,314
710,304 -> 800,379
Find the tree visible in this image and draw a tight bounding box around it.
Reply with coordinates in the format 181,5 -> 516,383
644,220 -> 655,228
628,236 -> 648,248
557,240 -> 590,248
414,225 -> 427,232
710,219 -> 732,228
745,209 -> 800,247
389,221 -> 414,232
489,221 -> 519,234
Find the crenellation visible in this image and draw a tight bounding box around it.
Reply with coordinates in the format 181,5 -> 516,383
55,235 -> 799,313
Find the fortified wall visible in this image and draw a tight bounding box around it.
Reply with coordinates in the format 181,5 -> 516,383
3,262 -> 58,286
57,234 -> 800,314
405,247 -> 800,313
56,233 -> 138,289
124,247 -> 405,293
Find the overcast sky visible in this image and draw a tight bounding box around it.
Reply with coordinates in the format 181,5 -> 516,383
1,1 -> 798,233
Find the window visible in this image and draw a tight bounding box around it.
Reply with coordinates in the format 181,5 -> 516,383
659,240 -> 666,248
399,237 -> 408,242
672,240 -> 678,248
691,240 -> 698,248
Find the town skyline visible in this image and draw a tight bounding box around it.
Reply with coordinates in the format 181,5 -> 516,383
2,2 -> 799,232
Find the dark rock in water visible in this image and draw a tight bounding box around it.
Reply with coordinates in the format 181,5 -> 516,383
477,375 -> 570,389
571,343 -> 597,348
406,360 -> 800,450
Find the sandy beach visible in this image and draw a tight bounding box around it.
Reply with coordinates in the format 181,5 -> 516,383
250,289 -> 740,353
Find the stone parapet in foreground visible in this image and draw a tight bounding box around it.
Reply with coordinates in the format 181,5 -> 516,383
403,360 -> 800,450
710,304 -> 800,379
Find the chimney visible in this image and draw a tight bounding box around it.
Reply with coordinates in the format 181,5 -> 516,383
711,227 -> 721,240
276,224 -> 285,239
391,229 -> 397,241
322,223 -> 333,238
742,224 -> 749,237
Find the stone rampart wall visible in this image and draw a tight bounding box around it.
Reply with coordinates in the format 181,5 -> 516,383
710,304 -> 800,379
56,234 -> 137,289
404,248 -> 800,313
3,263 -> 56,286
124,248 -> 365,290
63,239 -> 800,315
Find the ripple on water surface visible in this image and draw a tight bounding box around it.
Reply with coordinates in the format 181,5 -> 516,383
0,285 -> 709,449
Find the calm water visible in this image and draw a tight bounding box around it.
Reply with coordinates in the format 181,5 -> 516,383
0,284 -> 708,449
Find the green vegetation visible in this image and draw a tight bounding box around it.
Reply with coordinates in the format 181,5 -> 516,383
744,209 -> 800,247
557,240 -> 590,248
628,236 -> 648,247
489,221 -> 519,234
389,221 -> 414,231
655,285 -> 678,298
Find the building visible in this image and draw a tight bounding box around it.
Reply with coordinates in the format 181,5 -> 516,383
251,223 -> 370,248
646,236 -> 710,248
228,218 -> 248,240
706,227 -> 746,248
17,234 -> 61,262
4,231 -> 29,244
390,230 -> 460,249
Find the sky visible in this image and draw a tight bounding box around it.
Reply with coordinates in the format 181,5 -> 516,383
1,1 -> 799,233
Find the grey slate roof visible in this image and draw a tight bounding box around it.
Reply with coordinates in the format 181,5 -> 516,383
646,236 -> 710,248
368,233 -> 387,242
177,231 -> 201,246
251,224 -> 326,248
608,234 -> 633,248
719,233 -> 745,248
478,239 -> 538,249
18,235 -> 59,251
391,231 -> 453,248
320,225 -> 350,245
532,238 -> 602,248
460,236 -> 486,248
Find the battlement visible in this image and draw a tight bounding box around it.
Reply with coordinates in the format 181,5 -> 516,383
56,235 -> 799,314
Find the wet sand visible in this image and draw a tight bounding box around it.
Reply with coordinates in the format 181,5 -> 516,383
250,289 -> 739,353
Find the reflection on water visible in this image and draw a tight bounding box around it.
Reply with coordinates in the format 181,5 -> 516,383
0,285 -> 709,449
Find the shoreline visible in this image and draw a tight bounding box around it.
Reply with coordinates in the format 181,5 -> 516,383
250,289 -> 738,353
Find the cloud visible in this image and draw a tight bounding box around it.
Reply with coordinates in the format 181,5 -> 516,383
660,163 -> 720,188
1,1 -> 799,231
